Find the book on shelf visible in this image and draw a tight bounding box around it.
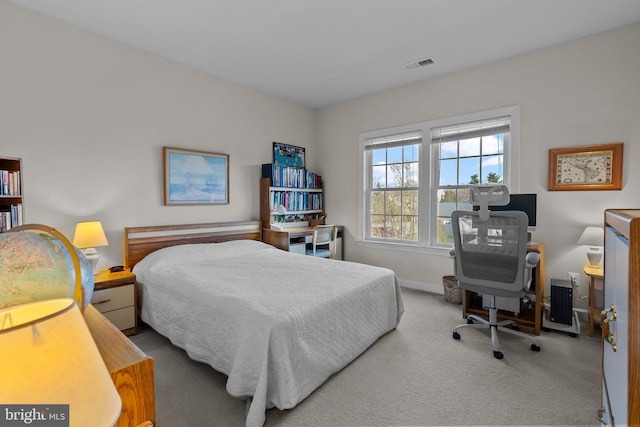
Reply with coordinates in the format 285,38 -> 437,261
0,170 -> 20,196
269,191 -> 323,212
262,163 -> 321,189
0,204 -> 23,232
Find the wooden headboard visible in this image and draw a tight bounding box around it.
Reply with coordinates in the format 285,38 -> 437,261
123,220 -> 262,269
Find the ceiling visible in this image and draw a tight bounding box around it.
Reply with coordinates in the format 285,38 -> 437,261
8,0 -> 640,109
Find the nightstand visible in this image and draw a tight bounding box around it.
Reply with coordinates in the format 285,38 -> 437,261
91,269 -> 137,336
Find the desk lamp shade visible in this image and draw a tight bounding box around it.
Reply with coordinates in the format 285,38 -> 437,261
72,221 -> 108,274
577,226 -> 604,266
0,298 -> 121,426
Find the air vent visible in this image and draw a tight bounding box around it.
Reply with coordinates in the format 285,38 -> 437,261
404,58 -> 434,70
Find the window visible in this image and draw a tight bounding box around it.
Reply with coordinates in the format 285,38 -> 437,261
358,106 -> 520,252
367,133 -> 420,241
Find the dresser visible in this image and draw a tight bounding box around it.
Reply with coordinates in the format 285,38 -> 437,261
84,304 -> 155,427
599,209 -> 640,426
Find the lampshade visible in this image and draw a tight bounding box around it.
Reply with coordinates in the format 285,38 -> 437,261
577,226 -> 604,246
577,226 -> 604,266
0,298 -> 121,426
73,221 -> 108,275
72,221 -> 108,249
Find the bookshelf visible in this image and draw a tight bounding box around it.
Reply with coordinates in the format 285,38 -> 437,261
0,156 -> 23,233
260,164 -> 324,230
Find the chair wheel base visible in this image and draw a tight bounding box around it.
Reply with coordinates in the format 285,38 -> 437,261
531,344 -> 541,352
466,318 -> 474,324
493,351 -> 504,359
452,331 -> 461,340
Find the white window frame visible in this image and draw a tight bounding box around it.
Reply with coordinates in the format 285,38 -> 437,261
357,105 -> 521,255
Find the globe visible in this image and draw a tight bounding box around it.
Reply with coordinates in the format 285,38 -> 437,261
0,230 -> 94,310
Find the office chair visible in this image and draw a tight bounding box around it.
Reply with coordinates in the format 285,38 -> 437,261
450,185 -> 541,359
306,225 -> 337,258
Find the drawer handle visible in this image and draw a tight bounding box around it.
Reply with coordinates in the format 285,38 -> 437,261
601,304 -> 617,352
93,299 -> 112,305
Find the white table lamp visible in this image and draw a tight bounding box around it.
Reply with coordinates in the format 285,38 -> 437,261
0,298 -> 121,426
577,226 -> 604,266
73,221 -> 108,274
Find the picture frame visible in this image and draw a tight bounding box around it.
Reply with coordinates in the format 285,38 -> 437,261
273,142 -> 305,168
548,143 -> 623,191
163,147 -> 229,205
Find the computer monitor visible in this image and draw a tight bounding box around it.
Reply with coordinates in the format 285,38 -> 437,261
473,193 -> 537,228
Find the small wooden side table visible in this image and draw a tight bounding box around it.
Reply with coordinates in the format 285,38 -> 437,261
584,264 -> 604,336
92,269 -> 137,336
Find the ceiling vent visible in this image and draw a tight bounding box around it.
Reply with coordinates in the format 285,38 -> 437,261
404,58 -> 434,70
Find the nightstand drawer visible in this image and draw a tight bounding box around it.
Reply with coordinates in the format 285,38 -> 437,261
101,306 -> 136,331
91,284 -> 134,313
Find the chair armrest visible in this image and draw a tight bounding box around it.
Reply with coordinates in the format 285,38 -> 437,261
525,251 -> 540,269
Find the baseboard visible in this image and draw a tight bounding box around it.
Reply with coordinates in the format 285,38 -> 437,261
398,278 -> 443,295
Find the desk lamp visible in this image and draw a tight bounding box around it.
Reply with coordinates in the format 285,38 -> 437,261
577,226 -> 604,266
73,221 -> 108,274
0,298 -> 122,426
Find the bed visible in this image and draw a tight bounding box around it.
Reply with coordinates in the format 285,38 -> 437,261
124,221 -> 404,427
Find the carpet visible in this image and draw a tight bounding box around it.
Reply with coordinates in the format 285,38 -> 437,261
130,287 -> 601,426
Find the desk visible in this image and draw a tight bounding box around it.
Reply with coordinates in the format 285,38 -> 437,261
262,226 -> 344,259
462,242 -> 545,335
584,264 -> 604,336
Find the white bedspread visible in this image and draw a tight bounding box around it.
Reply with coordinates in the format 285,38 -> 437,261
133,240 -> 403,427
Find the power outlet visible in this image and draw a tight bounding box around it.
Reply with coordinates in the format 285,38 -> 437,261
568,272 -> 580,287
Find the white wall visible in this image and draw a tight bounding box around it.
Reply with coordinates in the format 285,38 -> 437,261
316,24 -> 640,305
0,1 -> 316,269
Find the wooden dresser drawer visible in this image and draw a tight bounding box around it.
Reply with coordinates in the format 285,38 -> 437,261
91,283 -> 134,313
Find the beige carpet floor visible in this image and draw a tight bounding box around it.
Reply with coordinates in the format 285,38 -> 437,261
130,287 -> 601,426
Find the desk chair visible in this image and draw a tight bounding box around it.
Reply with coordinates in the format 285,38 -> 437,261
450,185 -> 540,359
306,225 -> 337,258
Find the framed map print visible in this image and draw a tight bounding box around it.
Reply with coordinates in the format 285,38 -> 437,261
548,143 -> 623,191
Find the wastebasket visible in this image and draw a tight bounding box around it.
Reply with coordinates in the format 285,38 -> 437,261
442,275 -> 462,304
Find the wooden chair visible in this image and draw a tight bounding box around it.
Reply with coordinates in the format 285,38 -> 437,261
306,225 -> 337,258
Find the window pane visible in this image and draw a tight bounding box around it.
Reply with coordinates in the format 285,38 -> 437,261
386,191 -> 401,214
439,141 -> 458,159
482,155 -> 503,183
402,216 -> 418,241
482,134 -> 504,155
372,148 -> 387,164
437,189 -> 457,217
387,165 -> 402,188
437,217 -> 453,244
370,215 -> 385,238
459,137 -> 480,157
403,163 -> 419,187
372,165 -> 386,188
370,191 -> 385,214
387,146 -> 402,163
385,216 -> 401,239
457,188 -> 472,210
459,157 -> 479,185
402,190 -> 418,215
439,158 -> 457,186
404,144 -> 419,162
